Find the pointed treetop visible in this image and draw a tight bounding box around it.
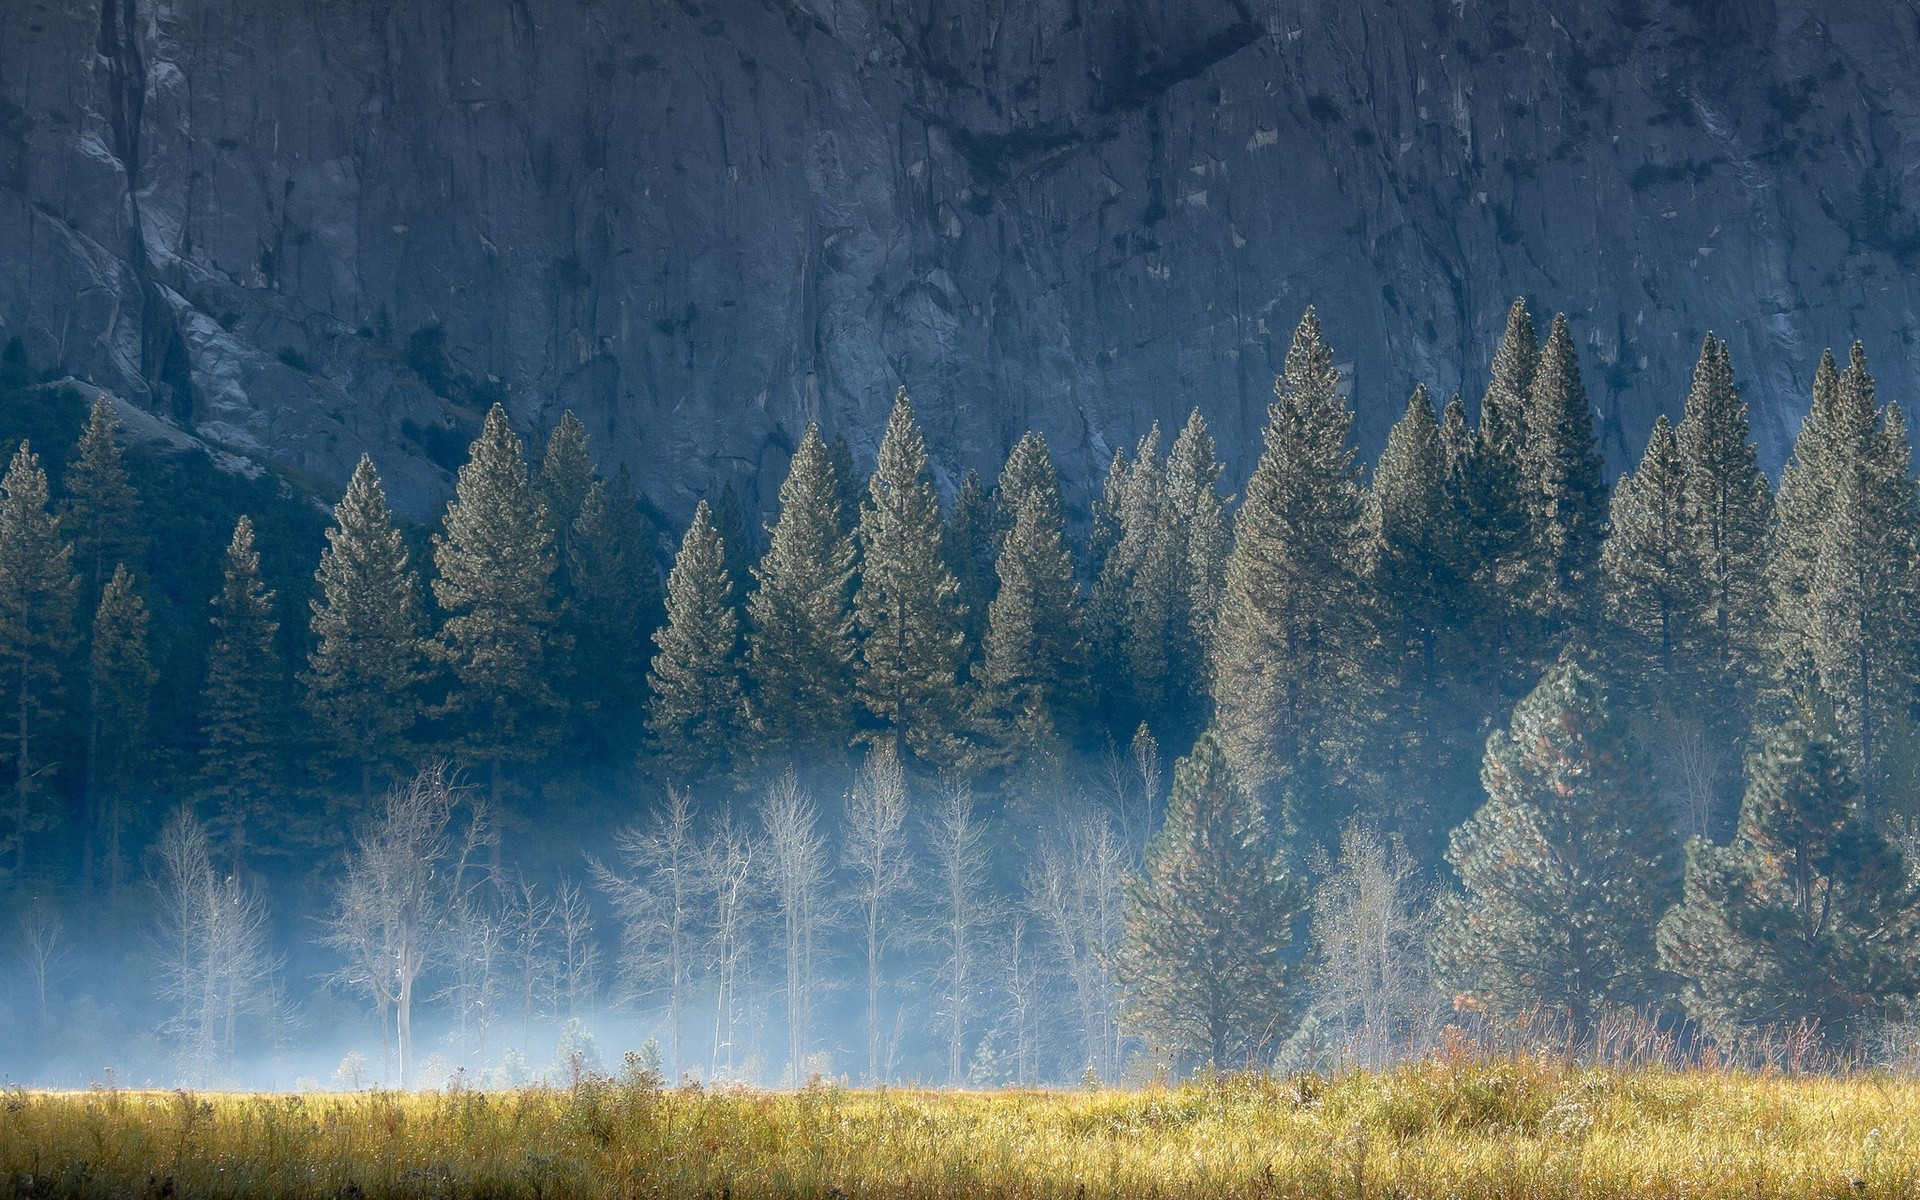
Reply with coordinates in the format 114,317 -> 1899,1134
1278,306 -> 1341,415
538,410 -> 597,535
1482,296 -> 1538,455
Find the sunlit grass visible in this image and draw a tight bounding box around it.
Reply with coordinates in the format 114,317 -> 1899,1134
4,1058 -> 1917,1198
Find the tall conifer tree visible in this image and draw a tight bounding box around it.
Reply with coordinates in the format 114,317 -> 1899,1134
1461,299 -> 1539,700
973,485 -> 1083,768
62,396 -> 141,601
945,468 -> 995,670
1600,416 -> 1704,705
200,516 -> 284,867
88,564 -> 152,895
0,444 -> 75,876
1675,333 -> 1772,711
742,424 -> 859,773
1367,384 -> 1479,845
305,456 -> 425,799
565,468 -> 660,750
1519,313 -> 1608,645
1435,663 -> 1678,1025
853,389 -> 964,768
1210,308 -> 1369,824
646,501 -> 744,781
1659,720 -> 1920,1045
1166,408 -> 1230,696
1117,733 -> 1299,1069
432,404 -> 557,806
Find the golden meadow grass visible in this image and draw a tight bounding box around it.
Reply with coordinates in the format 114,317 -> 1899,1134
3,1059 -> 1917,1199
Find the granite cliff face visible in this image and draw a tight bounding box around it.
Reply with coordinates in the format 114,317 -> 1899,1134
2,0 -> 1917,519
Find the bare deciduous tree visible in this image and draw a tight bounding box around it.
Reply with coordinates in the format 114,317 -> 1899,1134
551,876 -> 601,1020
500,875 -> 554,1053
323,763 -> 488,1088
702,808 -> 756,1081
1305,824 -> 1444,1069
153,808 -> 279,1084
924,776 -> 993,1084
14,894 -> 68,1036
1028,808 -> 1129,1081
594,786 -> 698,1075
843,743 -> 911,1082
441,897 -> 506,1072
761,771 -> 830,1082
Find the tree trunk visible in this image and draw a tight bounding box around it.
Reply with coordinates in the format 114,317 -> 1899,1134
399,972 -> 415,1089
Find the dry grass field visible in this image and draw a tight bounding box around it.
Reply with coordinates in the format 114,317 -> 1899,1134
4,1054 -> 1918,1199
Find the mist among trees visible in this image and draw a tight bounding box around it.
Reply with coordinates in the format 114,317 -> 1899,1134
3,299 -> 1920,1088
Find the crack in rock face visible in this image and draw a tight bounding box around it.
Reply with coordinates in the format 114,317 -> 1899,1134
0,0 -> 1914,519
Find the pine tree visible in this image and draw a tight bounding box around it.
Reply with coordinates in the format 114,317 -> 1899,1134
827,434 -> 864,534
304,455 -> 425,799
1366,384 -> 1479,846
1675,333 -> 1772,713
200,516 -> 284,867
714,482 -> 757,616
1600,416 -> 1705,706
1086,430 -> 1158,726
853,389 -> 964,768
536,411 -> 597,556
1768,344 -> 1920,808
1210,308 -> 1370,823
1434,663 -> 1678,1026
973,484 -> 1084,769
645,501 -> 744,781
564,467 -> 660,751
432,404 -> 557,806
88,564 -> 153,895
993,432 -> 1067,548
1658,719 -> 1920,1045
742,424 -> 858,773
945,468 -> 995,669
1117,733 -> 1300,1069
1460,299 -> 1539,701
62,395 -> 141,600
0,444 -> 75,877
1166,408 -> 1230,694
1519,312 -> 1608,645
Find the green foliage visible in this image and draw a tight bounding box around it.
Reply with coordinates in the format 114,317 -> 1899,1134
1659,719 -> 1920,1045
304,456 -> 425,797
743,424 -> 859,773
1436,663 -> 1679,1025
87,563 -> 154,892
853,389 -> 964,770
1119,734 -> 1300,1068
61,395 -> 141,601
200,516 -> 286,865
646,500 -> 744,781
1519,313 -> 1608,643
0,443 -> 76,874
432,404 -> 558,791
1211,307 -> 1370,834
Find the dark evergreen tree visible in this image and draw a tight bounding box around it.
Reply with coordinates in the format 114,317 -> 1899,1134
1117,733 -> 1300,1068
646,500 -> 744,781
853,389 -> 964,768
87,563 -> 153,896
564,467 -> 660,751
1600,416 -> 1704,706
1460,299 -> 1540,701
742,424 -> 859,773
945,467 -> 995,671
1366,384 -> 1479,846
1675,333 -> 1772,711
1211,308 -> 1369,826
714,481 -> 758,617
1658,719 -> 1920,1045
826,433 -> 864,535
1519,313 -> 1608,646
200,516 -> 284,868
1166,408 -> 1230,714
1435,663 -> 1679,1026
1086,430 -> 1159,726
62,395 -> 141,601
1768,344 -> 1920,809
972,484 -> 1084,769
432,404 -> 557,807
0,444 -> 75,877
536,411 -> 597,564
304,455 -> 425,800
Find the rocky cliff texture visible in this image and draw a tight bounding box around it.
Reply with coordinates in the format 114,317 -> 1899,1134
2,0 -> 1916,520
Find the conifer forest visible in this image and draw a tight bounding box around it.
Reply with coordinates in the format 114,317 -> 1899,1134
2,298 -> 1920,1097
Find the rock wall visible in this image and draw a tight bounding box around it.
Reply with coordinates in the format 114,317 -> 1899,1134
2,0 -> 1916,519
